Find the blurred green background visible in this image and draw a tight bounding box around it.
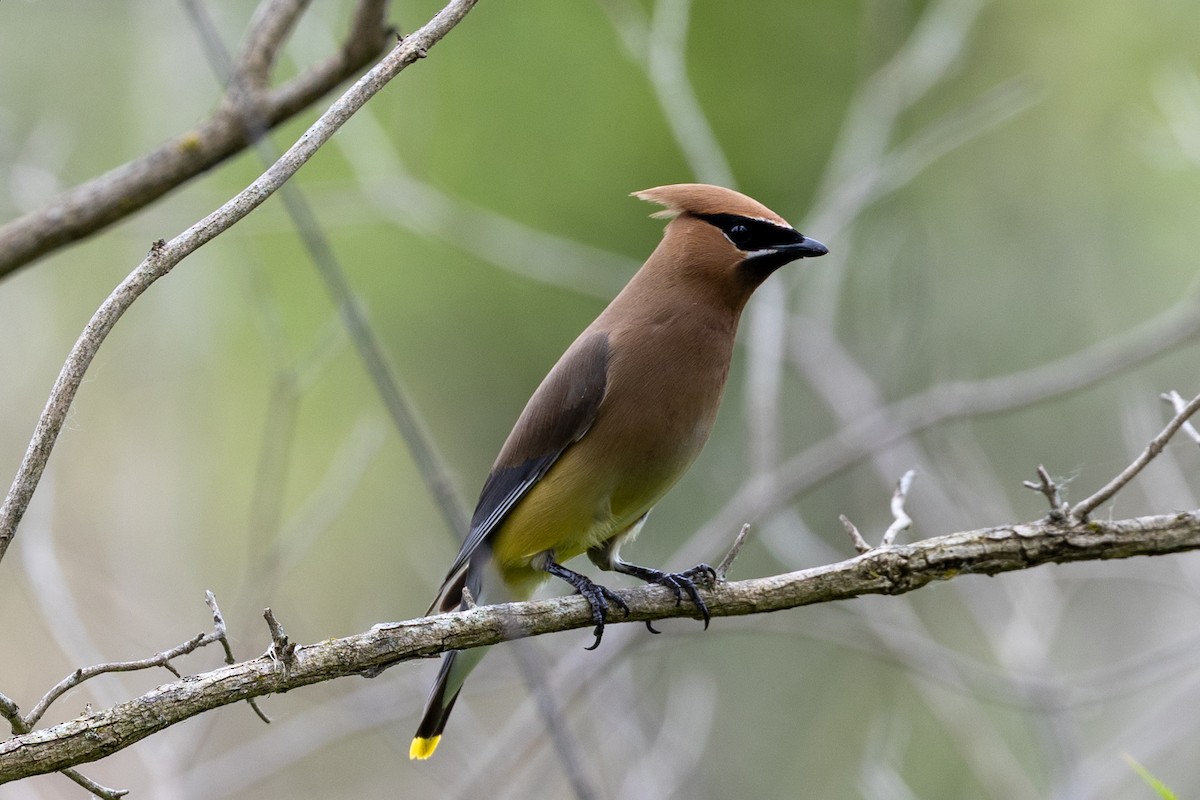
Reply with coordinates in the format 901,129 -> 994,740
3,0 -> 1200,798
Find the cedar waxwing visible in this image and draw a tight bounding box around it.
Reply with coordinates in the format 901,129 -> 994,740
410,184 -> 828,759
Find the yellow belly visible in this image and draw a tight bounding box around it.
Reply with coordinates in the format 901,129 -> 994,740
488,426 -> 692,598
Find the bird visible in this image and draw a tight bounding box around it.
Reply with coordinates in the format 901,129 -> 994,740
410,183 -> 828,760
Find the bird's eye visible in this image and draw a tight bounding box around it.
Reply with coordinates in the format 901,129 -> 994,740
727,224 -> 752,247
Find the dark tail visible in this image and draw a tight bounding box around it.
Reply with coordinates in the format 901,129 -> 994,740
412,560 -> 489,759
410,650 -> 462,759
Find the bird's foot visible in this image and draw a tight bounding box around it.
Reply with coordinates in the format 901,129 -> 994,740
543,561 -> 630,650
621,563 -> 716,633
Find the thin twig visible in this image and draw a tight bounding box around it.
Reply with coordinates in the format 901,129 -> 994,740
206,590 -> 235,665
602,0 -> 734,187
880,470 -> 917,546
0,694 -> 21,733
1161,390 -> 1200,446
1023,465 -> 1069,521
231,0 -> 309,89
840,515 -> 873,554
209,591 -> 271,723
1071,391 -> 1200,520
715,524 -> 752,579
59,770 -> 131,799
0,0 -> 481,568
815,0 -> 988,202
22,592 -> 233,729
838,470 -> 916,550
264,608 -> 296,667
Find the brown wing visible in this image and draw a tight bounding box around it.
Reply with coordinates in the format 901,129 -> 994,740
427,330 -> 610,613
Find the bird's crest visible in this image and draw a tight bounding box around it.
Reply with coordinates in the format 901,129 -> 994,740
633,183 -> 789,226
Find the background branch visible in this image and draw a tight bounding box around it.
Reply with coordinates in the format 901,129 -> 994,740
0,0 -> 479,568
0,0 -> 391,278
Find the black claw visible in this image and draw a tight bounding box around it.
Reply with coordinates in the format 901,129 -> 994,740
645,620 -> 662,634
675,578 -> 709,629
545,560 -> 628,650
600,584 -> 631,617
620,562 -> 715,631
660,575 -> 684,606
677,563 -> 715,629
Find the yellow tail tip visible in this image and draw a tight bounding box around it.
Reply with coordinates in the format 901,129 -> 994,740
409,735 -> 441,760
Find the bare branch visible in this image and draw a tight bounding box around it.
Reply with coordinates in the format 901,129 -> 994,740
0,0 -> 392,278
1,693 -> 129,797
1023,465 -> 1069,521
0,0 -> 481,568
1071,391 -> 1200,520
0,694 -> 21,734
264,608 -> 297,668
233,0 -> 310,90
21,591 -> 234,730
1161,390 -> 1200,446
601,0 -> 735,186
840,515 -> 873,555
838,470 -> 917,550
714,523 -> 752,579
3,508 -> 1200,784
880,469 -> 917,546
816,0 -> 988,200
51,769 -> 130,799
206,590 -> 236,666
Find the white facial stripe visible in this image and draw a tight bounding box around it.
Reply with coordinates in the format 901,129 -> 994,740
742,214 -> 791,229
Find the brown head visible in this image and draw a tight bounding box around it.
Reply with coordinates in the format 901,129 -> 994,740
632,183 -> 828,309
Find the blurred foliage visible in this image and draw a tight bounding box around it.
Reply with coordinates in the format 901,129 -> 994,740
2,0 -> 1200,798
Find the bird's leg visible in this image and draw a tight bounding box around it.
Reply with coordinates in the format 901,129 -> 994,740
612,562 -> 716,630
533,552 -> 629,651
588,537 -> 716,632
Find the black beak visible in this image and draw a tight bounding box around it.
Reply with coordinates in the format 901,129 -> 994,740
776,236 -> 828,259
740,231 -> 830,275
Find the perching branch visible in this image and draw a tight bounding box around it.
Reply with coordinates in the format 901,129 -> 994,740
0,0 -> 480,569
3,388 -> 1196,785
0,0 -> 391,279
3,508 -> 1200,784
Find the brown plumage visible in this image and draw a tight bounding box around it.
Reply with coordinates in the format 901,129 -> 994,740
411,184 -> 827,759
